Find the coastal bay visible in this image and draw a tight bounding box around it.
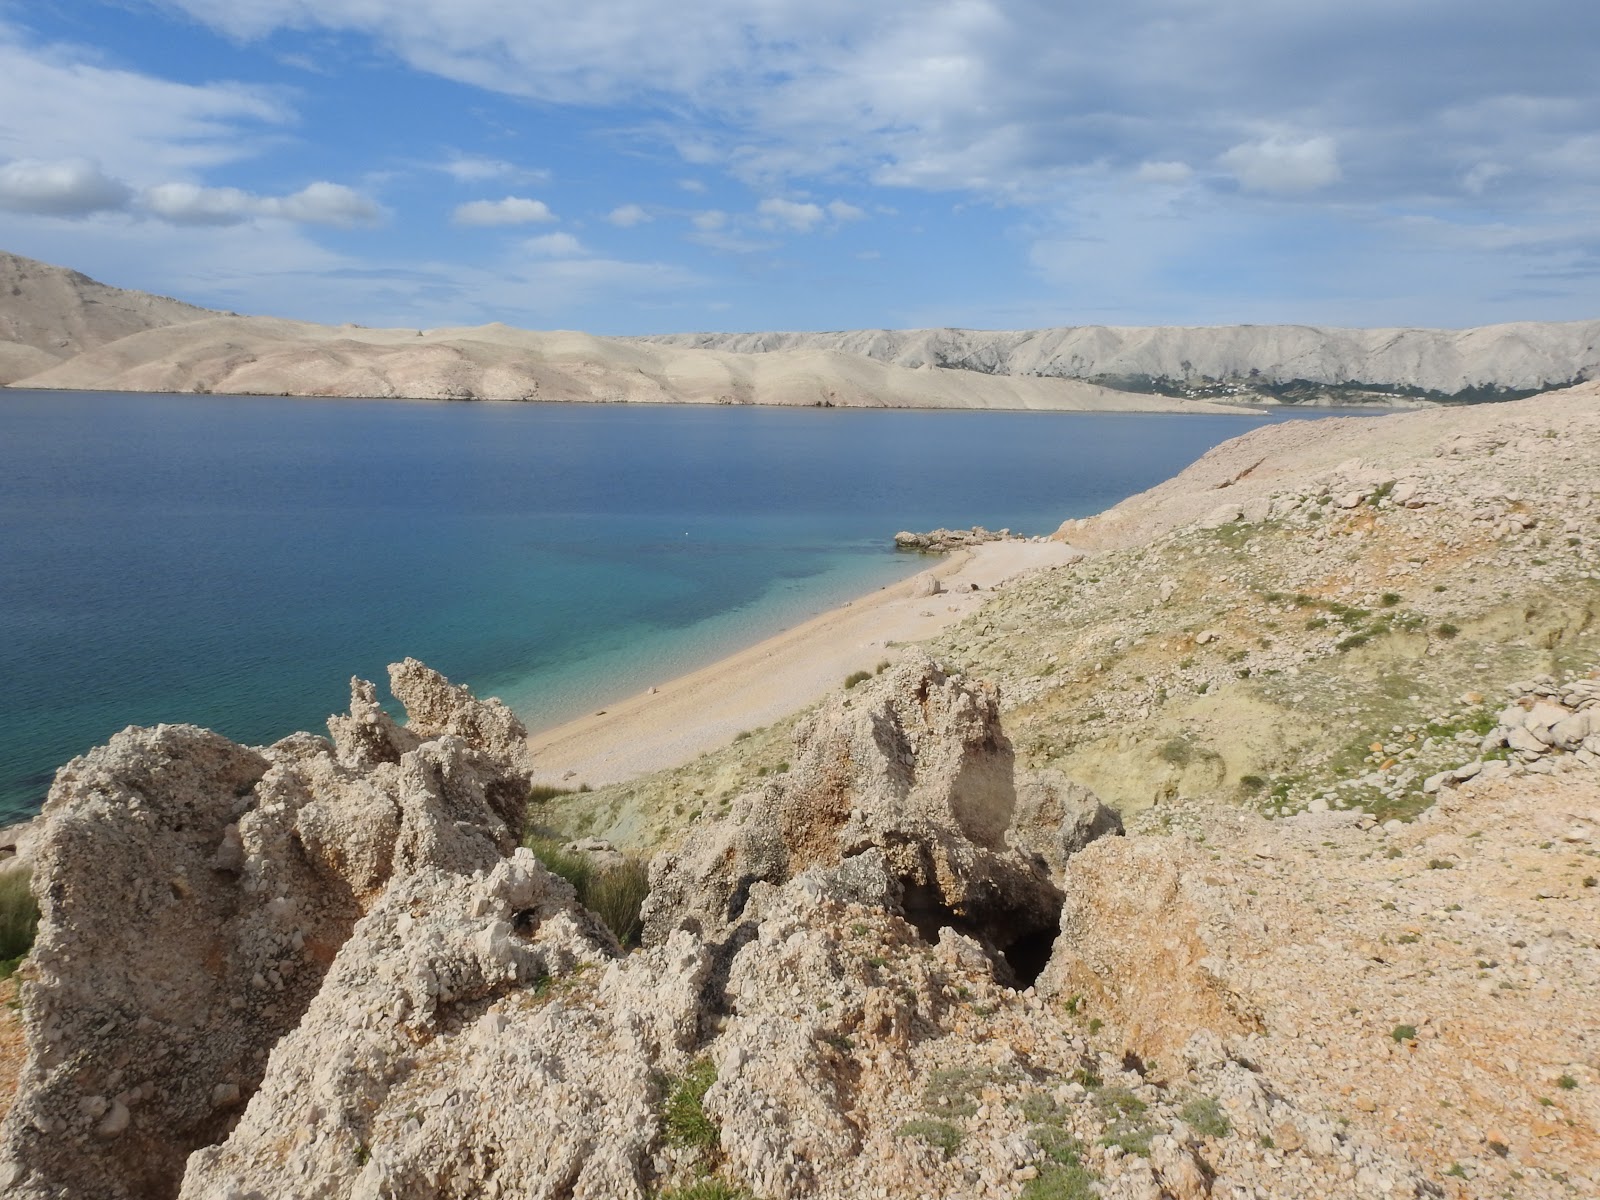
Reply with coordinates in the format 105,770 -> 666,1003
0,390 -> 1362,820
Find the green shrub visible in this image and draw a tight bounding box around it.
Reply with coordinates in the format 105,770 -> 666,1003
524,836 -> 649,947
1093,1087 -> 1147,1120
1379,592 -> 1401,607
843,670 -> 872,690
1436,622 -> 1459,639
664,1060 -> 719,1152
1557,1074 -> 1578,1090
1098,1119 -> 1155,1157
0,869 -> 38,979
1179,1096 -> 1231,1138
1391,1024 -> 1418,1042
1019,1091 -> 1069,1124
895,1119 -> 963,1158
659,1180 -> 753,1200
1157,738 -> 1193,766
586,858 -> 650,947
527,783 -> 578,805
1020,1163 -> 1099,1200
1029,1125 -> 1085,1165
874,660 -> 891,674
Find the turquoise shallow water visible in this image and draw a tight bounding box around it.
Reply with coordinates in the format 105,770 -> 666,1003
0,391 -> 1363,821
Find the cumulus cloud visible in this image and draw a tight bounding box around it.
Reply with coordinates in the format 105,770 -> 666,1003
691,209 -> 727,231
0,158 -> 130,215
758,197 -> 825,232
265,182 -> 383,226
142,181 -> 256,225
1219,135 -> 1341,193
452,195 -> 557,226
139,180 -> 382,227
141,180 -> 382,227
524,231 -> 585,257
827,199 -> 865,222
607,203 -> 650,227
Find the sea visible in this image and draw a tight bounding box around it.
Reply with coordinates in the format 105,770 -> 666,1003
0,389 -> 1374,821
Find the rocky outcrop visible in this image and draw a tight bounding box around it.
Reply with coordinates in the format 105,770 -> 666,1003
0,660 -> 532,1199
0,652 -> 1133,1200
640,656 -> 1105,985
894,526 -> 1024,553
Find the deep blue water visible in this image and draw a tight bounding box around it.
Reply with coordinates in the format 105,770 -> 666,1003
0,391 -> 1363,821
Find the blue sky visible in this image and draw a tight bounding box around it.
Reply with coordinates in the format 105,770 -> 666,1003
0,0 -> 1597,335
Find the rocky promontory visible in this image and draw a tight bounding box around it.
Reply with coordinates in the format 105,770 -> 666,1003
894,526 -> 1030,553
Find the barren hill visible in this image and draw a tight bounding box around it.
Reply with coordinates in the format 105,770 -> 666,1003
0,251 -> 216,383
7,304 -> 1241,414
640,320 -> 1600,403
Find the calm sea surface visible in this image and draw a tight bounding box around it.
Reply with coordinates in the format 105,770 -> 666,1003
0,390 -> 1370,820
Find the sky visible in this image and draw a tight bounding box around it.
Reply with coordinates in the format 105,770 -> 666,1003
0,1 -> 1597,335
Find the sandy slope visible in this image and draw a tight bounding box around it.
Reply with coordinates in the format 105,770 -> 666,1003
529,540 -> 1081,786
11,313 -> 1252,411
642,319 -> 1600,395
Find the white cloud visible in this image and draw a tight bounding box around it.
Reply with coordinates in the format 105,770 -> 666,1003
142,181 -> 256,224
151,0 -> 1600,225
1219,135 -> 1341,193
524,231 -> 585,257
691,209 -> 727,231
607,203 -> 650,227
827,199 -> 865,222
451,196 -> 557,226
0,23 -> 288,185
758,197 -> 825,232
0,158 -> 130,215
141,180 -> 382,227
677,178 -> 708,194
1134,161 -> 1193,185
265,182 -> 383,226
139,180 -> 382,227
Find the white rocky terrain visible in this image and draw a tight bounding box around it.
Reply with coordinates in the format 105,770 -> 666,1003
640,321 -> 1600,402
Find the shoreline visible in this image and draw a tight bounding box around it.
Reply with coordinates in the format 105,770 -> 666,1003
527,539 -> 1082,787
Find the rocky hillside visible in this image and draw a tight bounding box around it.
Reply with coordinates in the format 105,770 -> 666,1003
0,250 -> 1231,411
1,387 -> 1597,1199
0,252 -> 216,384
640,321 -> 1600,404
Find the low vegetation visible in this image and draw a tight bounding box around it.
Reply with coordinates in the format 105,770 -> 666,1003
0,868 -> 38,979
524,833 -> 650,947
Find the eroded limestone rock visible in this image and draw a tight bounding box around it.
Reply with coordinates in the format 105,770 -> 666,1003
0,662 -> 533,1200
640,655 -> 1105,985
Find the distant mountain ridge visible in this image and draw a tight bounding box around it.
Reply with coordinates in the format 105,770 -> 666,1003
638,320 -> 1600,403
0,251 -> 218,383
4,248 -> 1598,407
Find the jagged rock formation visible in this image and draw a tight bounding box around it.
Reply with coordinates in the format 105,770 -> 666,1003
640,656 -> 1106,983
0,660 -> 532,1199
640,320 -> 1600,402
0,654 -> 1131,1200
0,251 -> 214,383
